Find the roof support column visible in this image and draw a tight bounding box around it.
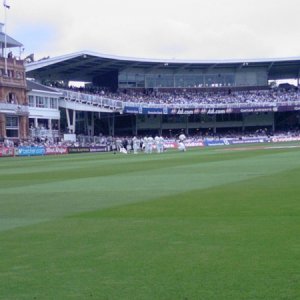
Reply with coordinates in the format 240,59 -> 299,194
66,108 -> 76,133
159,115 -> 162,136
108,114 -> 115,137
85,112 -> 94,136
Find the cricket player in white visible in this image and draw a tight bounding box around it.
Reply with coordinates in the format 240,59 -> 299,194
132,136 -> 140,154
143,136 -> 149,153
178,133 -> 187,151
159,136 -> 165,153
148,136 -> 154,154
155,136 -> 160,153
155,136 -> 164,153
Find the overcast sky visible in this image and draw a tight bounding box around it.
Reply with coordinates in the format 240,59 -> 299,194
2,0 -> 300,61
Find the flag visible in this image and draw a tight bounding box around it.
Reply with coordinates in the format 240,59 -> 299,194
3,0 -> 10,9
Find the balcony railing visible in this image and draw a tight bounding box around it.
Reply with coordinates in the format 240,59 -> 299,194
29,128 -> 60,139
59,90 -> 123,111
0,102 -> 29,115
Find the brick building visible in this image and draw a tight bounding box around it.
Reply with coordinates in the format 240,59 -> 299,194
0,23 -> 28,141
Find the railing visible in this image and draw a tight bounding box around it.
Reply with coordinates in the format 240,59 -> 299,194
29,128 -> 60,139
0,102 -> 29,115
59,90 -> 123,111
77,135 -> 108,145
0,56 -> 24,65
57,88 -> 300,111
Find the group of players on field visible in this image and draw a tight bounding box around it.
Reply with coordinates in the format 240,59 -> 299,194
115,134 -> 187,154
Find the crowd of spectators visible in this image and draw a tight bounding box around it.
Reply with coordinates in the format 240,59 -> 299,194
60,85 -> 300,107
2,128 -> 300,149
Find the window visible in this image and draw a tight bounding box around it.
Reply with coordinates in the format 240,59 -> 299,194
50,98 -> 58,109
36,96 -> 45,108
136,74 -> 145,88
44,97 -> 49,108
185,75 -> 198,88
28,95 -> 35,107
16,71 -> 23,79
6,115 -> 19,137
6,116 -> 19,127
174,75 -> 185,88
157,75 -> 173,87
7,92 -> 17,104
6,129 -> 19,138
174,74 -> 206,88
145,75 -> 156,88
7,69 -> 14,78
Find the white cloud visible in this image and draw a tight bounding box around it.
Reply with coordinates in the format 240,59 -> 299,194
4,0 -> 300,60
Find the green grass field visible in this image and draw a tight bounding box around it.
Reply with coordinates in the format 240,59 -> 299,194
1,145 -> 300,299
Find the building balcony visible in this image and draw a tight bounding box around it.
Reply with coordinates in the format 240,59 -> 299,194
0,102 -> 29,115
29,128 -> 60,139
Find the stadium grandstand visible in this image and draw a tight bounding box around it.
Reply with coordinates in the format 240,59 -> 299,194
2,24 -> 300,145
24,51 -> 300,139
